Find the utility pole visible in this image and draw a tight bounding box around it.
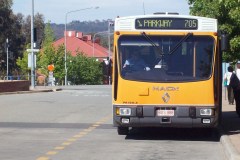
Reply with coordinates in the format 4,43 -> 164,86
30,0 -> 35,88
6,38 -> 8,79
108,21 -> 114,85
108,22 -> 111,85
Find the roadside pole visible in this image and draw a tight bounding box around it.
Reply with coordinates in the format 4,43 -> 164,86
27,48 -> 39,88
30,0 -> 35,89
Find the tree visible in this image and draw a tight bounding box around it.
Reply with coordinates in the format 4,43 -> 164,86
0,0 -> 14,72
51,45 -> 65,85
15,13 -> 45,80
37,22 -> 66,85
16,44 -> 30,76
38,22 -> 56,75
22,13 -> 45,46
0,0 -> 45,76
188,0 -> 240,63
68,52 -> 103,85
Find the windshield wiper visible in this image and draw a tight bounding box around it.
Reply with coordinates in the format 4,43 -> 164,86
141,32 -> 164,56
168,32 -> 193,55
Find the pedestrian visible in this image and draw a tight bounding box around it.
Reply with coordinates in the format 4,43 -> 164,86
224,66 -> 234,105
230,61 -> 240,117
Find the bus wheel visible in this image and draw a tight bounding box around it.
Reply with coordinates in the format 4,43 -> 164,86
117,127 -> 129,135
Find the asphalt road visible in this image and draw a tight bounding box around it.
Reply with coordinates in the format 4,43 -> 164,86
0,85 -> 226,160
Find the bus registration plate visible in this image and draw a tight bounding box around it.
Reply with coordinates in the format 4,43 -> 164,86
156,110 -> 174,117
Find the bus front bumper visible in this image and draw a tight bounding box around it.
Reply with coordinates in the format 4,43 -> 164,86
113,105 -> 219,128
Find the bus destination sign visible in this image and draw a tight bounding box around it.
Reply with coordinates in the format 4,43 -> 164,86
135,18 -> 198,30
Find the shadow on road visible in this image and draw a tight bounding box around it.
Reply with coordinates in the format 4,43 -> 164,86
222,111 -> 240,136
125,127 -> 220,142
0,122 -> 114,129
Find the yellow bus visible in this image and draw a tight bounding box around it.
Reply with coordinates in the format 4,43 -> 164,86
112,13 -> 229,135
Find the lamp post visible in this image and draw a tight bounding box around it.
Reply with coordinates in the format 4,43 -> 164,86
92,31 -> 108,57
30,0 -> 35,88
6,38 -> 8,79
107,21 -> 114,85
64,6 -> 99,86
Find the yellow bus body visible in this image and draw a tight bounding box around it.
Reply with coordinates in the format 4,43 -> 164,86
112,14 -> 222,134
113,31 -> 217,105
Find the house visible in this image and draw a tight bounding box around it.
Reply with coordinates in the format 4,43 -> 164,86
53,31 -> 110,61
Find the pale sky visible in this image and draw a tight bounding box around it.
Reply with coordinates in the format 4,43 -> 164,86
12,0 -> 190,24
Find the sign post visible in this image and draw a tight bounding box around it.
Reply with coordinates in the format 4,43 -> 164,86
48,64 -> 55,86
27,48 -> 39,89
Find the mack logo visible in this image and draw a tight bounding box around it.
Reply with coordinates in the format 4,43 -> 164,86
152,86 -> 179,91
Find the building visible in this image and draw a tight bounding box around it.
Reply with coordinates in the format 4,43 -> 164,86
53,31 -> 110,61
53,31 -> 111,85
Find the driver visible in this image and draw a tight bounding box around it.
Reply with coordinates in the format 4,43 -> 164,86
123,52 -> 150,71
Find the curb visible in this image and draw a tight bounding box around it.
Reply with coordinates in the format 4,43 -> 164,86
52,88 -> 62,92
221,134 -> 240,160
0,88 -> 62,95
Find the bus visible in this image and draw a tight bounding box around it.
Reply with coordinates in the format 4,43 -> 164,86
112,13 -> 228,135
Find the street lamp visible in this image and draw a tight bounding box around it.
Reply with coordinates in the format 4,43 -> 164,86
6,38 -> 9,79
92,31 -> 108,57
64,6 -> 99,86
107,21 -> 114,85
30,0 -> 35,88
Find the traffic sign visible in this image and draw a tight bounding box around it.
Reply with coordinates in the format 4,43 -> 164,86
27,49 -> 40,52
48,64 -> 54,71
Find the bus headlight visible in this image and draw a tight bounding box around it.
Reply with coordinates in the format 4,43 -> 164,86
117,108 -> 131,116
200,109 -> 212,116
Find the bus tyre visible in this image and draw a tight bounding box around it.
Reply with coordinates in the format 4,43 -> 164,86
117,127 -> 129,135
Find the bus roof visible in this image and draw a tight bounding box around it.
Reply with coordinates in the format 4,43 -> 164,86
114,14 -> 217,32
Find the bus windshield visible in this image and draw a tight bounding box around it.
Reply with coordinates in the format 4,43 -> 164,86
118,35 -> 215,82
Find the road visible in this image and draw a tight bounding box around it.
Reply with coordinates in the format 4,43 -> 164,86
0,85 -> 226,160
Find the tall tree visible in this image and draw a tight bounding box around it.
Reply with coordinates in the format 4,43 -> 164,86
188,0 -> 240,63
0,0 -> 13,72
38,22 -> 56,74
0,0 -> 12,9
22,13 -> 45,46
67,52 -> 103,85
0,0 -> 45,76
38,22 -> 66,84
16,44 -> 30,76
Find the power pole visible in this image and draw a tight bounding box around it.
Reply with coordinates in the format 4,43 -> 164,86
30,0 -> 35,88
6,38 -> 9,79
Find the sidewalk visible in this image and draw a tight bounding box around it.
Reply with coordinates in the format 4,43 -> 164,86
0,86 -> 62,95
221,89 -> 240,160
32,85 -> 62,92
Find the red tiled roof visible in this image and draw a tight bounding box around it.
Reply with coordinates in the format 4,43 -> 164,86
53,36 -> 109,59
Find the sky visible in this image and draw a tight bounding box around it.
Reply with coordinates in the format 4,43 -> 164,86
12,0 -> 190,24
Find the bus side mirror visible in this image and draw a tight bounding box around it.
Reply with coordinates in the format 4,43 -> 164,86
221,33 -> 229,52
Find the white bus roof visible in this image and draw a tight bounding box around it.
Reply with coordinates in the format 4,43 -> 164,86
114,14 -> 217,32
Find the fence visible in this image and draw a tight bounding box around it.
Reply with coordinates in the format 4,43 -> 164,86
0,75 -> 47,86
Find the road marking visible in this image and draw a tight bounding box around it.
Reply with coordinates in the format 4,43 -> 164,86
84,128 -> 93,132
67,138 -> 77,142
55,146 -> 65,150
73,134 -> 84,138
62,142 -> 71,146
46,151 -> 58,155
89,126 -> 96,129
79,131 -> 88,135
36,157 -> 49,160
84,94 -> 109,97
35,114 -> 111,160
